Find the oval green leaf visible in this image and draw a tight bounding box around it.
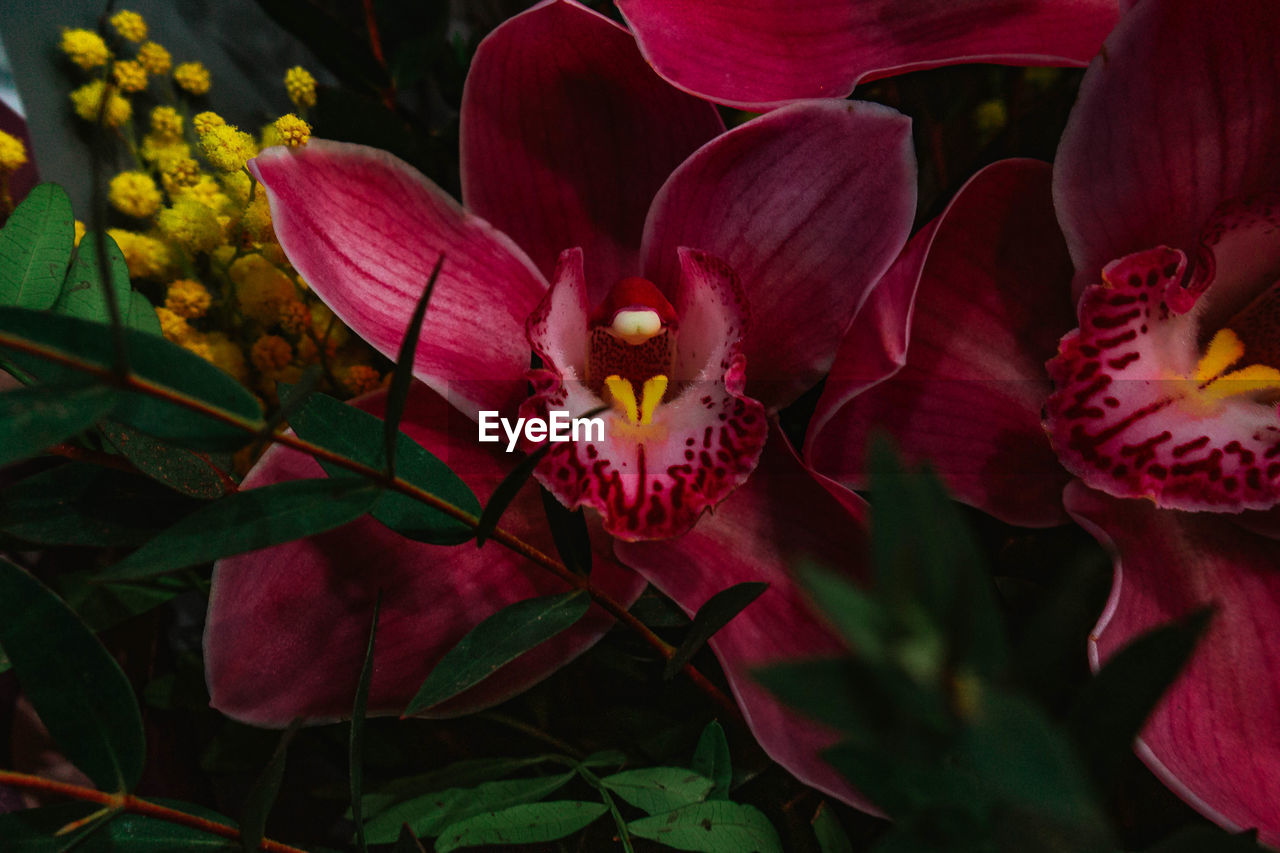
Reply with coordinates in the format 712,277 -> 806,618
0,182 -> 74,310
600,767 -> 715,816
627,801 -> 783,853
98,477 -> 380,581
53,232 -> 132,325
0,559 -> 145,792
0,382 -> 117,467
435,801 -> 607,853
406,591 -> 590,715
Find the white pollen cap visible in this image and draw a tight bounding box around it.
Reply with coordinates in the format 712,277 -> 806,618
611,308 -> 663,344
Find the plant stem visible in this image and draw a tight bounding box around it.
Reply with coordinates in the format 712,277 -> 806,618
0,770 -> 309,853
0,332 -> 744,725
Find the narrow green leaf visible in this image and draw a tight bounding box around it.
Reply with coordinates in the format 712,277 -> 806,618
385,253 -> 443,476
627,801 -> 783,853
0,183 -> 74,309
53,232 -> 132,325
0,559 -> 145,791
665,582 -> 768,679
100,422 -> 236,499
288,391 -> 480,544
1067,607 -> 1212,791
0,306 -> 263,449
351,595 -> 382,853
435,801 -> 607,853
97,477 -> 380,581
475,404 -> 608,546
691,721 -> 731,800
540,485 -> 592,576
0,803 -> 241,851
0,383 -> 116,467
239,719 -> 302,852
0,463 -> 199,546
406,591 -> 590,714
363,773 -> 576,844
811,802 -> 853,853
600,767 -> 715,816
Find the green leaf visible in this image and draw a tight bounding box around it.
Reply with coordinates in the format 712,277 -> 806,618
811,802 -> 853,853
363,773 -> 576,844
385,254 -> 443,476
97,477 -> 380,581
239,719 -> 302,852
600,767 -> 715,816
0,182 -> 74,309
0,463 -> 199,547
796,562 -> 889,662
52,232 -> 132,325
0,803 -> 241,851
127,289 -> 163,336
691,721 -> 731,800
540,485 -> 592,576
406,591 -> 590,714
361,757 -> 557,819
0,383 -> 116,467
351,596 -> 382,853
0,559 -> 145,791
627,801 -> 783,853
288,391 -> 480,544
664,581 -> 768,679
101,422 -> 237,499
1067,607 -> 1212,792
435,801 -> 608,853
0,306 -> 263,449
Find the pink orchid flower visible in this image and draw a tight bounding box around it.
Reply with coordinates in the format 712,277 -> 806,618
616,0 -> 1121,110
204,0 -> 916,810
807,0 -> 1280,842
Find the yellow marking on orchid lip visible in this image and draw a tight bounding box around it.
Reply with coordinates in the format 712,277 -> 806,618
638,375 -> 668,426
1194,329 -> 1246,383
604,375 -> 639,424
1201,364 -> 1280,402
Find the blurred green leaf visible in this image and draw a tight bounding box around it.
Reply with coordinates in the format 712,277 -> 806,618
435,801 -> 608,852
0,463 -> 199,547
98,477 -> 380,581
406,591 -> 590,714
363,773 -> 576,844
239,719 -> 302,852
664,581 -> 767,680
0,307 -> 262,449
0,559 -> 145,791
811,802 -> 853,853
1067,607 -> 1212,793
52,232 -> 132,325
627,801 -> 783,853
796,562 -> 888,661
0,182 -> 73,310
691,721 -> 731,800
600,767 -> 714,816
288,391 -> 479,544
0,383 -> 116,467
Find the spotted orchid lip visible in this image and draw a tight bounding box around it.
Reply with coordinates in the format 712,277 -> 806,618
522,246 -> 767,541
1045,194 -> 1280,512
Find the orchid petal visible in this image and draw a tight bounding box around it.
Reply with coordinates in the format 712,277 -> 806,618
617,0 -> 1118,110
249,140 -> 547,421
808,160 -> 1075,527
1054,0 -> 1280,297
1067,482 -> 1280,846
205,385 -> 645,726
643,100 -> 916,410
615,426 -> 877,812
524,249 -> 767,541
460,0 -> 723,302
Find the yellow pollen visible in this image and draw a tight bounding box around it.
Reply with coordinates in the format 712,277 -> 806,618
1200,364 -> 1280,403
638,375 -> 667,426
604,375 -> 638,424
1194,329 -> 1246,383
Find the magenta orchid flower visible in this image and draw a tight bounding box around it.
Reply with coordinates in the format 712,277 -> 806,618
615,0 -> 1121,110
806,0 -> 1280,842
204,0 -> 916,810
